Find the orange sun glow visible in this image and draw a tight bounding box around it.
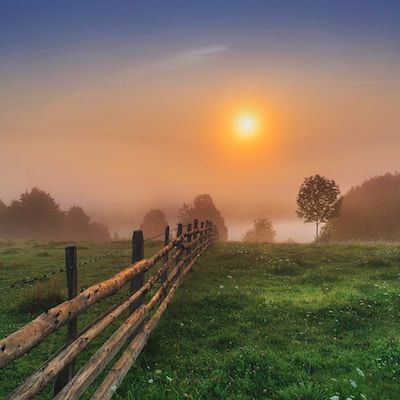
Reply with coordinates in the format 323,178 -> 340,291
234,112 -> 259,138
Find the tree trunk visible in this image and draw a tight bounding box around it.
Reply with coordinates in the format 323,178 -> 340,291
316,222 -> 319,240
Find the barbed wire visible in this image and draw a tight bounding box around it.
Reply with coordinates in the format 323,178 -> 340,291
0,224 -> 206,292
77,244 -> 131,267
0,267 -> 66,291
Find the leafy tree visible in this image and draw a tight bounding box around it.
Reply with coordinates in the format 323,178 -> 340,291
296,175 -> 341,240
7,187 -> 64,240
0,199 -> 7,237
177,194 -> 228,240
141,209 -> 168,239
65,206 -> 90,241
177,203 -> 191,224
322,172 -> 400,242
0,188 -> 111,241
242,216 -> 276,243
88,222 -> 111,241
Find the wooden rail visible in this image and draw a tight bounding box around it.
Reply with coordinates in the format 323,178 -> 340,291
0,219 -> 217,399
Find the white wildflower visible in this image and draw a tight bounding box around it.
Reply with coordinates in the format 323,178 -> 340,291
349,379 -> 358,388
219,285 -> 224,289
329,395 -> 340,400
148,378 -> 154,384
155,369 -> 162,374
356,367 -> 365,377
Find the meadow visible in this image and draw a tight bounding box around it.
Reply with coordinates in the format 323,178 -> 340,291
0,240 -> 399,399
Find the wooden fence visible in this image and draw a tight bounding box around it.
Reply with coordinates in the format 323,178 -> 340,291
0,219 -> 217,399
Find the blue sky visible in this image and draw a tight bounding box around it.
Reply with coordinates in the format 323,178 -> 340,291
1,1 -> 400,60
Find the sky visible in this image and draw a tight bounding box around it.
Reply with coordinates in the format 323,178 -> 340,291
1,1 -> 399,241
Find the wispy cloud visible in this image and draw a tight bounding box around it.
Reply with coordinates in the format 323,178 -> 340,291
117,45 -> 227,79
351,78 -> 400,86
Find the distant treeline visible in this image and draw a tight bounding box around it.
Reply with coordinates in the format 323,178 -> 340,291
321,173 -> 400,242
0,187 -> 110,241
140,194 -> 228,240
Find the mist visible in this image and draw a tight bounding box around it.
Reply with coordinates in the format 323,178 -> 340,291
1,2 -> 400,243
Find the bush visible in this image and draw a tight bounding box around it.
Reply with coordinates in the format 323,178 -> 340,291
18,279 -> 65,315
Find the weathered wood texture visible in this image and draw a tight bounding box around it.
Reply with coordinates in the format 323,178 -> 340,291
1,221 -> 217,399
92,247 -> 209,400
0,236 -> 184,367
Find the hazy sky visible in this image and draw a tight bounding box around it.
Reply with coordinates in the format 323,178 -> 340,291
1,1 -> 399,240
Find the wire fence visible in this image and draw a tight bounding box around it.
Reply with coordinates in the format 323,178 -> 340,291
0,226 -> 180,292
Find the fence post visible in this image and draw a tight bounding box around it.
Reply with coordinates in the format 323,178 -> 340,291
186,223 -> 192,264
130,230 -> 144,314
176,223 -> 183,273
200,221 -> 204,248
161,226 -> 169,300
193,219 -> 199,256
53,246 -> 77,396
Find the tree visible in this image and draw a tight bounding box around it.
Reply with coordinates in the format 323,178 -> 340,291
177,203 -> 191,224
322,172 -> 400,242
140,209 -> 168,240
0,188 -> 111,241
65,206 -> 90,241
242,216 -> 276,243
296,175 -> 341,240
0,199 -> 7,237
177,194 -> 228,240
88,222 -> 111,241
7,187 -> 64,240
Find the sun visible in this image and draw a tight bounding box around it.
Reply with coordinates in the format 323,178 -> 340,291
234,112 -> 259,138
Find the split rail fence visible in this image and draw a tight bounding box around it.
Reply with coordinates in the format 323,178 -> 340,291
0,219 -> 217,399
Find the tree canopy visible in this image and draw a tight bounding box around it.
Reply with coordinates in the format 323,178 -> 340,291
321,173 -> 400,242
140,209 -> 168,240
242,216 -> 276,243
0,188 -> 110,241
177,194 -> 228,240
296,175 -> 341,239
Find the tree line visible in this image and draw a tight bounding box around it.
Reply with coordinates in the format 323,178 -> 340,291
0,188 -> 110,241
239,171 -> 400,244
2,172 -> 399,243
295,172 -> 400,243
140,194 -> 228,240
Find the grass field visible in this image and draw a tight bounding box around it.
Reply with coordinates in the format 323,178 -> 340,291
1,240 -> 400,399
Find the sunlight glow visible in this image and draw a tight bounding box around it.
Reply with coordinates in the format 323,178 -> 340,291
234,113 -> 259,138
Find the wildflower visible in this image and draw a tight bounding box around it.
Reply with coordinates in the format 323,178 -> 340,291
234,285 -> 239,289
356,367 -> 365,377
227,275 -> 233,279
360,394 -> 367,400
219,285 -> 224,289
111,385 -> 118,393
180,322 -> 184,327
166,376 -> 173,382
155,369 -> 162,374
349,379 -> 358,388
148,378 -> 154,384
329,395 -> 340,400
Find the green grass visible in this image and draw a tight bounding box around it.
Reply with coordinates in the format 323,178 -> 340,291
1,241 -> 400,399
